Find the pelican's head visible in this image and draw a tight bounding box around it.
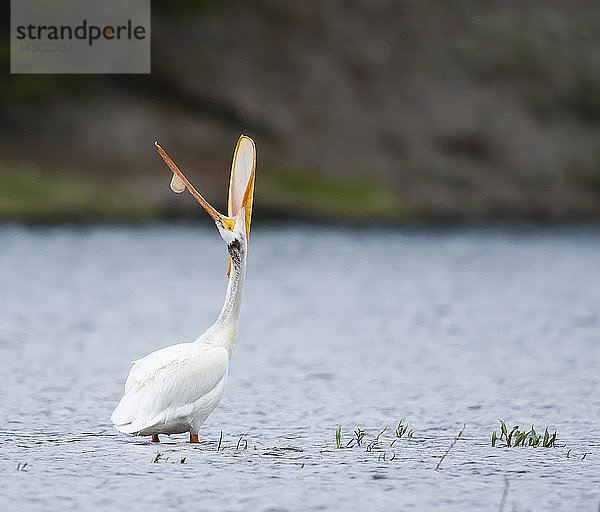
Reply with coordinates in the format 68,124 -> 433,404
154,135 -> 255,273
214,206 -> 248,270
214,204 -> 247,248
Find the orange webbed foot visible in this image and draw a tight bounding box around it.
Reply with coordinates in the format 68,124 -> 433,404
151,434 -> 160,443
190,433 -> 199,443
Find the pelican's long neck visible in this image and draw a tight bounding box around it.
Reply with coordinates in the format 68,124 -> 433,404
210,238 -> 246,353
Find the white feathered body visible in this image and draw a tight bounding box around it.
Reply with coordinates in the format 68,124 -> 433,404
111,323 -> 237,436
111,232 -> 245,439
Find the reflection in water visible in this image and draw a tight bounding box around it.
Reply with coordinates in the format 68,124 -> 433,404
0,224 -> 599,511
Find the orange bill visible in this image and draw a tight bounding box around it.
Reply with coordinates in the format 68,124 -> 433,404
154,141 -> 236,231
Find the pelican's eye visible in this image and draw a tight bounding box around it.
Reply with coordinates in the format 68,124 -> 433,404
221,218 -> 236,231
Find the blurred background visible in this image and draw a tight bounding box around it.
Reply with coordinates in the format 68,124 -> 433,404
1,0 -> 600,223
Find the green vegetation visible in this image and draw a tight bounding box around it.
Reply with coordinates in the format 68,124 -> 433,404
376,426 -> 387,442
262,167 -> 415,222
0,163 -> 157,222
152,452 -> 166,463
335,425 -> 368,449
492,420 -> 559,447
335,419 -> 416,452
0,161 -> 417,224
394,419 -> 414,439
390,419 -> 414,447
335,425 -> 367,448
349,428 -> 366,448
152,453 -> 188,464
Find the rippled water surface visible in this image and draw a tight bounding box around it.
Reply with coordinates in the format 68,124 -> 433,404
1,224 -> 599,511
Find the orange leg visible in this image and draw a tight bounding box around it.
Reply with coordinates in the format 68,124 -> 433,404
151,434 -> 160,443
190,433 -> 199,443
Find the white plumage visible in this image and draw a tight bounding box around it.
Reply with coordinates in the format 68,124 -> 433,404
111,136 -> 255,443
111,344 -> 229,436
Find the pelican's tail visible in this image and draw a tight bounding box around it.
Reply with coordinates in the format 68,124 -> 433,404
111,395 -> 168,435
111,394 -> 142,434
112,422 -> 140,435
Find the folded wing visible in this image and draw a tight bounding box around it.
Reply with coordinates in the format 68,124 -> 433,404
111,344 -> 229,434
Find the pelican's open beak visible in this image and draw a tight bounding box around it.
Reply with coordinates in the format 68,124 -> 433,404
227,135 -> 256,276
154,136 -> 256,277
154,141 -> 236,232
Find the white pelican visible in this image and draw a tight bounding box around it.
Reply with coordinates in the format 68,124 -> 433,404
111,135 -> 256,443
